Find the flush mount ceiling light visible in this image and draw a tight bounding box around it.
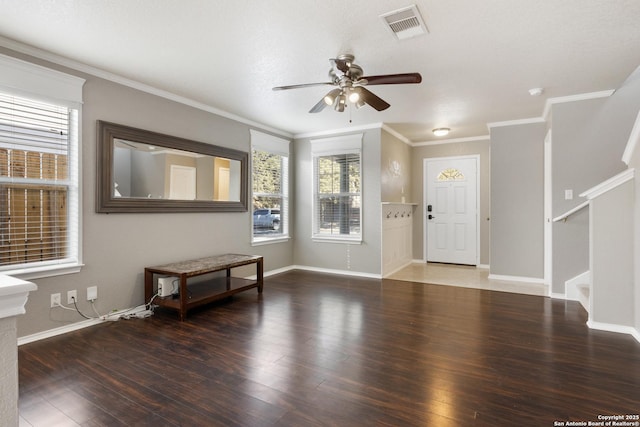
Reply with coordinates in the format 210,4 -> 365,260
432,128 -> 450,137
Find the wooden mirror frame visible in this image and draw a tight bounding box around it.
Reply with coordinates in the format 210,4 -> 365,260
96,120 -> 248,213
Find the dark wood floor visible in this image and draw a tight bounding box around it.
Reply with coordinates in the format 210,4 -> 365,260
18,270 -> 640,426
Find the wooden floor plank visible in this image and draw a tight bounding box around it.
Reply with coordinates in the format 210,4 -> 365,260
19,271 -> 640,426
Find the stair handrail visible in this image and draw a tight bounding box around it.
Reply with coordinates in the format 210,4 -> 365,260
552,200 -> 589,223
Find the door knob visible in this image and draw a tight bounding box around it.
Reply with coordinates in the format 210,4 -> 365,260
428,214 -> 435,220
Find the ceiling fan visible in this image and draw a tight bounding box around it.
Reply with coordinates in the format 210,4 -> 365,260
272,54 -> 422,113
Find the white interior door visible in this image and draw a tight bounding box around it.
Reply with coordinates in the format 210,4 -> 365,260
169,165 -> 197,200
425,157 -> 478,265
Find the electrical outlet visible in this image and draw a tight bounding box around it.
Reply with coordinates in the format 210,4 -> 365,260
87,286 -> 98,301
67,290 -> 77,304
51,293 -> 61,308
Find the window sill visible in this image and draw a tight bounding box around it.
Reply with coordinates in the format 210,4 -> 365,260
1,262 -> 84,281
251,236 -> 291,246
312,236 -> 362,244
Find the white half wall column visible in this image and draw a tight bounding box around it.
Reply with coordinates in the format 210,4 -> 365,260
0,274 -> 37,427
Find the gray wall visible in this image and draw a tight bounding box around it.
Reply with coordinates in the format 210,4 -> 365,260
490,123 -> 546,278
5,48 -> 294,337
631,137 -> 640,334
293,129 -> 382,275
590,181 -> 634,326
411,140 -> 491,265
380,130 -> 411,203
551,84 -> 640,294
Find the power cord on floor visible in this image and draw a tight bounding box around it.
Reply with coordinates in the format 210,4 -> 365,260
51,293 -> 159,321
96,293 -> 159,321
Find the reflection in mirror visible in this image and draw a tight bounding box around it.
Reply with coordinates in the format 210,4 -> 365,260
96,121 -> 248,213
112,139 -> 241,201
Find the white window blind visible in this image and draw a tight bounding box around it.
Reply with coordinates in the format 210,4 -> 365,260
0,54 -> 84,277
311,134 -> 362,242
250,130 -> 290,243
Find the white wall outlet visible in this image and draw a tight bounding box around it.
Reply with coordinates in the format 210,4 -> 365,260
51,293 -> 61,308
87,286 -> 98,301
67,290 -> 77,304
565,189 -> 573,200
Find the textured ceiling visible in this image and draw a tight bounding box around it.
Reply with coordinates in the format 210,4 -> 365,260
1,0 -> 639,142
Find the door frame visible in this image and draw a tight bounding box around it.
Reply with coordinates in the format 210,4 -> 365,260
544,130 -> 552,293
423,155 -> 480,265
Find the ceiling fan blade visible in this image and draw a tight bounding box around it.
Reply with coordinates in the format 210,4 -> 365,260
361,73 -> 422,85
272,82 -> 333,91
357,87 -> 390,111
309,88 -> 341,113
309,98 -> 328,113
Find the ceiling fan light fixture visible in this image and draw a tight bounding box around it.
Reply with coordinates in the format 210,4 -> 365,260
334,93 -> 347,112
433,127 -> 450,137
323,89 -> 341,106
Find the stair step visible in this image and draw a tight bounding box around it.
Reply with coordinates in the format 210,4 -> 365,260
576,283 -> 590,313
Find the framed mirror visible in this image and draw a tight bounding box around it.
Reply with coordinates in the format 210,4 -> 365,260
96,121 -> 248,213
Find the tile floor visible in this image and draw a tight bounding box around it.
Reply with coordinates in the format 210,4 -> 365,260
386,262 -> 549,297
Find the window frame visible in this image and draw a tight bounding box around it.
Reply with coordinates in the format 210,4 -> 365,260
250,130 -> 290,245
0,54 -> 85,279
311,134 -> 363,243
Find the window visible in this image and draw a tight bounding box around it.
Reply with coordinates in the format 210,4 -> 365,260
437,167 -> 464,181
311,134 -> 362,242
0,54 -> 84,278
250,130 -> 289,243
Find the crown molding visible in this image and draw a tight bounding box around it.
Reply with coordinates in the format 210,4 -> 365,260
381,124 -> 412,145
0,35 -> 292,139
542,90 -> 615,121
486,90 -> 616,131
412,135 -> 490,147
294,122 -> 384,139
487,117 -> 546,129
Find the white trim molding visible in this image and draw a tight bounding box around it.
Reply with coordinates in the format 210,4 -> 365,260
487,274 -> 546,284
587,320 -> 640,344
542,90 -> 615,121
381,124 -> 412,145
0,35 -> 291,139
579,168 -> 635,200
622,108 -> 640,165
412,135 -> 490,147
487,117 -> 545,129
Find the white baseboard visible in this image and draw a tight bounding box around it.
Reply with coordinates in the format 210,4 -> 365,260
18,317 -> 102,346
477,264 -> 490,270
18,305 -> 151,345
244,264 -> 297,280
587,320 -> 640,344
550,292 -> 567,300
488,274 -> 545,284
382,260 -> 414,278
292,265 -> 382,279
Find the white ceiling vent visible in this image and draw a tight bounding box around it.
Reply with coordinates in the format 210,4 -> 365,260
380,5 -> 428,40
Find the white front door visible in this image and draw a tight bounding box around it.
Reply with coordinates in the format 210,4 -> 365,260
425,157 -> 478,265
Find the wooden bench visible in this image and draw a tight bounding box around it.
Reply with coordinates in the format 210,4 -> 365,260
144,254 -> 263,320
